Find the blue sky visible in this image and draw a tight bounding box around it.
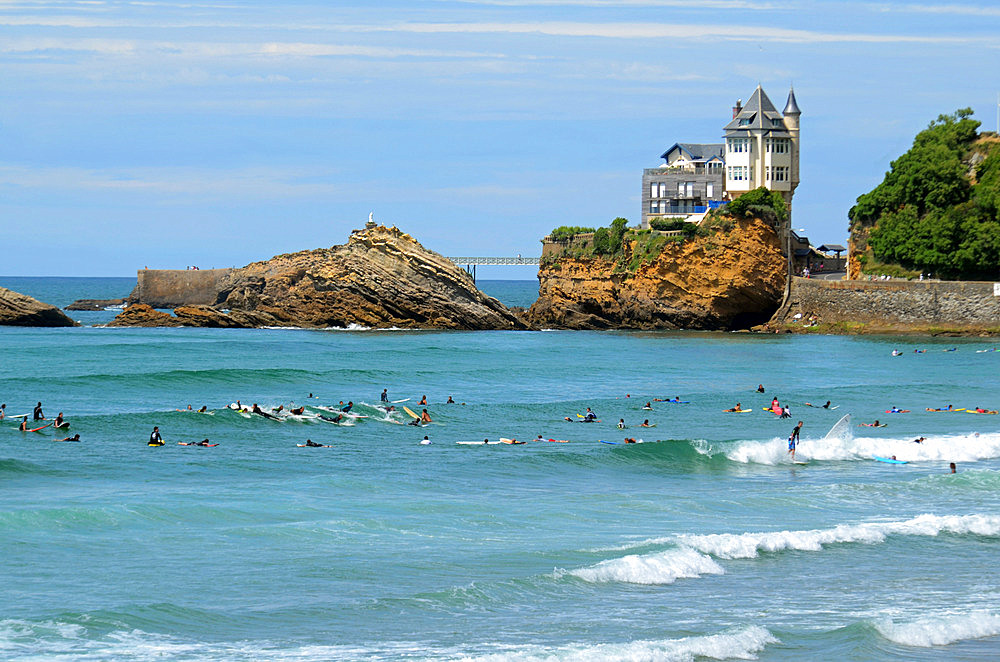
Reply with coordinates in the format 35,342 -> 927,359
1,0 -> 998,277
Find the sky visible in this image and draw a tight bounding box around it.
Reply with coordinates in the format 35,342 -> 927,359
1,0 -> 999,277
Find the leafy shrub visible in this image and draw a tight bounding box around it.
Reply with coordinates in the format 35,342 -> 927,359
725,187 -> 788,223
549,226 -> 595,240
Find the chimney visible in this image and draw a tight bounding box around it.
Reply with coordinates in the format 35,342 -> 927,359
732,99 -> 742,119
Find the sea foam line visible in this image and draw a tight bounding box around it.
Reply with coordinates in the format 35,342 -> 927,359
457,625 -> 778,662
875,610 -> 1000,647
572,514 -> 1000,584
725,430 -> 1000,465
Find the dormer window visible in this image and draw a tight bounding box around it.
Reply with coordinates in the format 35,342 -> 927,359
772,118 -> 782,127
738,118 -> 751,126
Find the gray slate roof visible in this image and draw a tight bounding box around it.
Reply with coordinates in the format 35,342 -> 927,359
818,244 -> 846,253
660,142 -> 725,161
724,86 -> 789,137
784,87 -> 801,115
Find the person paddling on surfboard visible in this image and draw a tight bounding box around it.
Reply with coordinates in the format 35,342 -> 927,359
788,421 -> 803,460
724,402 -> 743,412
641,420 -> 652,427
57,434 -> 80,442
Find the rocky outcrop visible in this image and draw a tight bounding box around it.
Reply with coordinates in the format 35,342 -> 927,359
65,298 -> 125,311
105,304 -> 182,327
0,287 -> 78,327
527,218 -> 785,330
109,225 -> 527,330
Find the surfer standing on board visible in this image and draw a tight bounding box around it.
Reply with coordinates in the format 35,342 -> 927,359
788,421 -> 803,460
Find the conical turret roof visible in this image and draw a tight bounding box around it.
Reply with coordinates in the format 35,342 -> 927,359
724,85 -> 790,136
784,87 -> 801,115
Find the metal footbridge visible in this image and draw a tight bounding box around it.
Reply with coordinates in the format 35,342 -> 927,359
445,256 -> 540,282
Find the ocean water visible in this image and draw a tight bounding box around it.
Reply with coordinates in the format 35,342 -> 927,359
2,279 -> 1000,661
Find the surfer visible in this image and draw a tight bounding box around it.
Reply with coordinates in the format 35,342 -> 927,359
33,402 -> 44,420
252,404 -> 279,420
179,439 -> 214,446
642,402 -> 653,410
888,406 -> 903,414
564,417 -> 573,422
757,384 -> 765,393
788,421 -> 803,459
624,437 -> 637,444
584,408 -> 597,422
617,419 -> 626,429
780,406 -> 791,419
770,397 -> 779,411
640,420 -> 652,427
408,418 -> 422,427
0,403 -> 5,420
447,396 -> 455,404
912,436 -> 926,444
420,435 -> 431,445
54,412 -> 65,428
860,420 -> 885,427
319,413 -> 344,423
342,401 -> 353,413
950,462 -> 957,473
289,406 -> 305,415
419,395 -> 427,405
535,435 -> 545,441
381,389 -> 389,403
725,403 -> 743,412
19,417 -> 28,431
891,349 -> 902,356
198,406 -> 207,413
57,434 -> 80,442
420,409 -> 432,423
304,439 -> 326,447
149,426 -> 163,445
822,401 -> 831,409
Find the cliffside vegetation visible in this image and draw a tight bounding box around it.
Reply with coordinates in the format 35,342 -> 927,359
849,109 -> 1000,280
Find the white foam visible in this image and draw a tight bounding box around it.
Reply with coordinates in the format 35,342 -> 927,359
875,610 -> 1000,647
686,513 -> 1000,559
726,430 -> 1000,465
459,625 -> 777,661
581,514 -> 1000,576
564,546 -> 724,585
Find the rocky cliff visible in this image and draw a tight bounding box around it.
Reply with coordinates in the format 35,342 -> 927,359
109,225 -> 527,330
527,218 -> 785,330
0,287 -> 78,327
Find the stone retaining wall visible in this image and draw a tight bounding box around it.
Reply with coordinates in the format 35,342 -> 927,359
783,277 -> 1000,328
129,268 -> 232,308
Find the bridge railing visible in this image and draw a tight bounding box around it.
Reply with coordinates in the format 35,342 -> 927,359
446,256 -> 540,266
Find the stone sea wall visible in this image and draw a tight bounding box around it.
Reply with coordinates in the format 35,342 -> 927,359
129,268 -> 233,308
776,277 -> 1000,331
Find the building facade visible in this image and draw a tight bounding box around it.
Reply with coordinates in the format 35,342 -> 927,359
641,85 -> 800,229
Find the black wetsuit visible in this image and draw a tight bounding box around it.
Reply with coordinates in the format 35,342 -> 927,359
33,405 -> 44,421
150,430 -> 162,444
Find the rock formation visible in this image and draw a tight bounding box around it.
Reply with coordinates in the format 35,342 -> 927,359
65,298 -> 126,311
0,287 -> 78,327
109,225 -> 528,330
527,218 -> 785,330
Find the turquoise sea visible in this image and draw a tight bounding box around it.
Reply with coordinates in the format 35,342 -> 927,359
2,277 -> 1000,661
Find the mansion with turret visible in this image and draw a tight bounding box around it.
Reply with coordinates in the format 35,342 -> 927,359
641,85 -> 800,228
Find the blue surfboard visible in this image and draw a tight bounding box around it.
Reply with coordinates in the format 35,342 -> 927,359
873,456 -> 908,464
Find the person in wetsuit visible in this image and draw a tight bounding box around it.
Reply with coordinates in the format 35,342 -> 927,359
149,426 -> 163,445
33,402 -> 44,421
788,421 -> 803,459
381,389 -> 388,403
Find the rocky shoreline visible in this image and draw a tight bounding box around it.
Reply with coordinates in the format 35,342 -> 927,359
0,287 -> 77,327
108,225 -> 528,330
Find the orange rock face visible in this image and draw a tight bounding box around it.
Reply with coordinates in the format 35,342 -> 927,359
527,218 -> 786,330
